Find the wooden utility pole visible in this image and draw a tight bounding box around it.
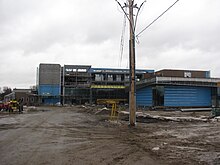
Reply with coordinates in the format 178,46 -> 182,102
116,0 -> 177,126
128,0 -> 136,126
116,0 -> 144,126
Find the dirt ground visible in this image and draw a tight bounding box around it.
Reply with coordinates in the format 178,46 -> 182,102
0,106 -> 219,165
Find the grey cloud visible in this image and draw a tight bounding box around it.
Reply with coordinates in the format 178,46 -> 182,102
0,0 -> 121,55
0,0 -> 220,88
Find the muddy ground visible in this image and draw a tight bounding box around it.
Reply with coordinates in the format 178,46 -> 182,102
0,106 -> 219,165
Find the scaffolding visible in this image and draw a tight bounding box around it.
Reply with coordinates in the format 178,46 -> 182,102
61,65 -> 151,105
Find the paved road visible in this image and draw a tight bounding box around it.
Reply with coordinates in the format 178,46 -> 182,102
0,107 -> 161,165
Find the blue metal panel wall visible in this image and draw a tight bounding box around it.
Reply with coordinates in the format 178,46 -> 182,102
164,86 -> 211,107
136,87 -> 152,106
38,85 -> 61,96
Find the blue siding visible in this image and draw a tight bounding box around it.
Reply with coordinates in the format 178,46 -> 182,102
164,86 -> 211,107
38,85 -> 61,96
136,87 -> 152,106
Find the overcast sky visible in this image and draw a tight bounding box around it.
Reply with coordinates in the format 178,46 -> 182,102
0,0 -> 220,89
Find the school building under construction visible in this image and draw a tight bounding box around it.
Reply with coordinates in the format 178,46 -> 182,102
37,63 -> 220,108
37,63 -> 153,105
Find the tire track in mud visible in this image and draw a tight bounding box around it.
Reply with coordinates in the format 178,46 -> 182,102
114,128 -> 162,164
19,109 -> 106,165
68,122 -> 163,165
0,110 -> 60,165
21,111 -> 60,165
3,107 -> 219,164
0,112 -> 50,148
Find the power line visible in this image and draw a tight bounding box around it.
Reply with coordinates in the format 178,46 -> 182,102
115,0 -> 135,35
118,13 -> 127,67
136,0 -> 180,37
116,0 -> 145,67
134,1 -> 146,31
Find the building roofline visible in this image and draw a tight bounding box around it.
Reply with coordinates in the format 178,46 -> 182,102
89,68 -> 154,74
156,69 -> 210,72
137,76 -> 220,89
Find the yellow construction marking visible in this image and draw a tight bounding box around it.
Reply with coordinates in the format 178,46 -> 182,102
97,99 -> 126,105
91,85 -> 125,89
